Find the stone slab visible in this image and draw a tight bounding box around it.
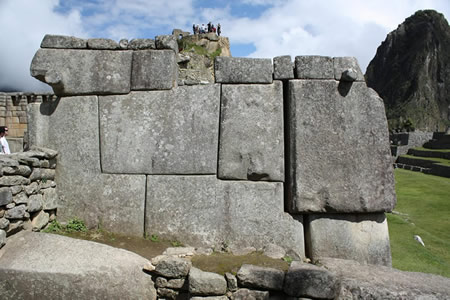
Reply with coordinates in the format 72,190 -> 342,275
145,176 -> 304,258
295,56 -> 333,79
215,57 -> 273,83
27,96 -> 146,236
30,49 -> 132,96
145,175 -> 223,246
131,50 -> 177,90
99,85 -> 220,174
218,82 -> 284,181
333,57 -> 365,81
287,80 -> 396,213
273,55 -> 294,80
321,257 -> 450,299
40,34 -> 87,49
0,231 -> 156,299
305,213 -> 392,266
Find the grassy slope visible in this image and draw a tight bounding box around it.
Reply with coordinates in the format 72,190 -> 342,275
388,169 -> 450,277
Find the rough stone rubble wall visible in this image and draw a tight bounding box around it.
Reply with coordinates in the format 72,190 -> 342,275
27,34 -> 396,266
0,146 -> 58,248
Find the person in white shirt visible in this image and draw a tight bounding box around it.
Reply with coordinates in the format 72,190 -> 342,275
0,126 -> 11,154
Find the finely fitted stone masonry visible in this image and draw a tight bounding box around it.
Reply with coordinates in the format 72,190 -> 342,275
27,34 -> 396,266
218,81 -> 284,181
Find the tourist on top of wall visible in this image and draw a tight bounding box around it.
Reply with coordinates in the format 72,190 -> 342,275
0,126 -> 11,154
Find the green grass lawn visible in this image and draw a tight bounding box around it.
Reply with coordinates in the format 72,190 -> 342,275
388,168 -> 450,277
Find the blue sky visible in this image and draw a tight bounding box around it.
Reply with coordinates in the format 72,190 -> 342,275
0,0 -> 449,92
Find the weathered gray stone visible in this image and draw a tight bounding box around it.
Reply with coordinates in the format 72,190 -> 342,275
0,187 -> 12,206
333,57 -> 364,81
217,180 -> 305,259
0,157 -> 19,167
24,182 -> 40,195
154,257 -> 191,278
146,176 -> 304,258
287,80 -> 396,213
155,35 -> 179,54
28,194 -> 43,213
284,261 -> 339,299
12,192 -> 28,205
215,57 -> 273,83
295,56 -> 333,79
29,168 -> 55,182
321,257 -> 450,300
189,267 -> 227,296
0,231 -> 156,299
157,287 -> 180,299
42,188 -> 58,210
0,229 -> 5,248
31,210 -> 49,231
40,34 -> 87,49
129,38 -> 156,50
118,39 -> 128,49
340,68 -> 359,82
263,244 -> 286,260
5,220 -> 23,235
218,82 -> 284,181
40,180 -> 56,189
237,264 -> 285,291
225,272 -> 238,292
131,50 -> 177,90
27,96 -> 146,236
0,209 -> 4,218
30,49 -> 132,96
2,165 -> 31,176
10,185 -> 22,195
87,38 -> 120,49
273,55 -> 294,79
155,277 -> 187,289
5,203 -> 14,209
306,213 -> 392,266
100,85 -> 220,174
29,146 -> 58,159
5,205 -> 26,219
0,218 -> 9,230
9,154 -> 40,167
0,176 -> 30,186
233,288 -> 269,300
146,175 -> 222,246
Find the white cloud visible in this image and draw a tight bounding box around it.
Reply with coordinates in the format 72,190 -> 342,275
223,0 -> 450,71
0,0 -> 85,91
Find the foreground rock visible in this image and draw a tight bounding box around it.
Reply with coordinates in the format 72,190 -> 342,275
321,257 -> 450,299
0,231 -> 156,299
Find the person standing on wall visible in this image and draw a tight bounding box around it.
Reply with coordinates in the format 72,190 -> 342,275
0,126 -> 10,154
217,23 -> 221,36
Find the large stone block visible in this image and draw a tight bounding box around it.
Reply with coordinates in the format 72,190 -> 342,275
218,82 -> 284,181
0,231 -> 156,299
215,57 -> 273,83
217,180 -> 304,258
99,85 -> 220,174
305,213 -> 392,266
333,57 -> 365,81
30,49 -> 132,96
27,96 -> 146,236
145,175 -> 223,246
40,34 -> 87,49
273,55 -> 294,80
145,176 -> 304,258
287,80 -> 396,213
295,56 -> 333,79
131,50 -> 177,90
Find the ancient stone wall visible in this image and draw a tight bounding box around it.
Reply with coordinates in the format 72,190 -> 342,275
27,34 -> 396,265
0,93 -> 56,152
0,146 -> 58,248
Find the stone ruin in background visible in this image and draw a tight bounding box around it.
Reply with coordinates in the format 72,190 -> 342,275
28,34 -> 396,266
